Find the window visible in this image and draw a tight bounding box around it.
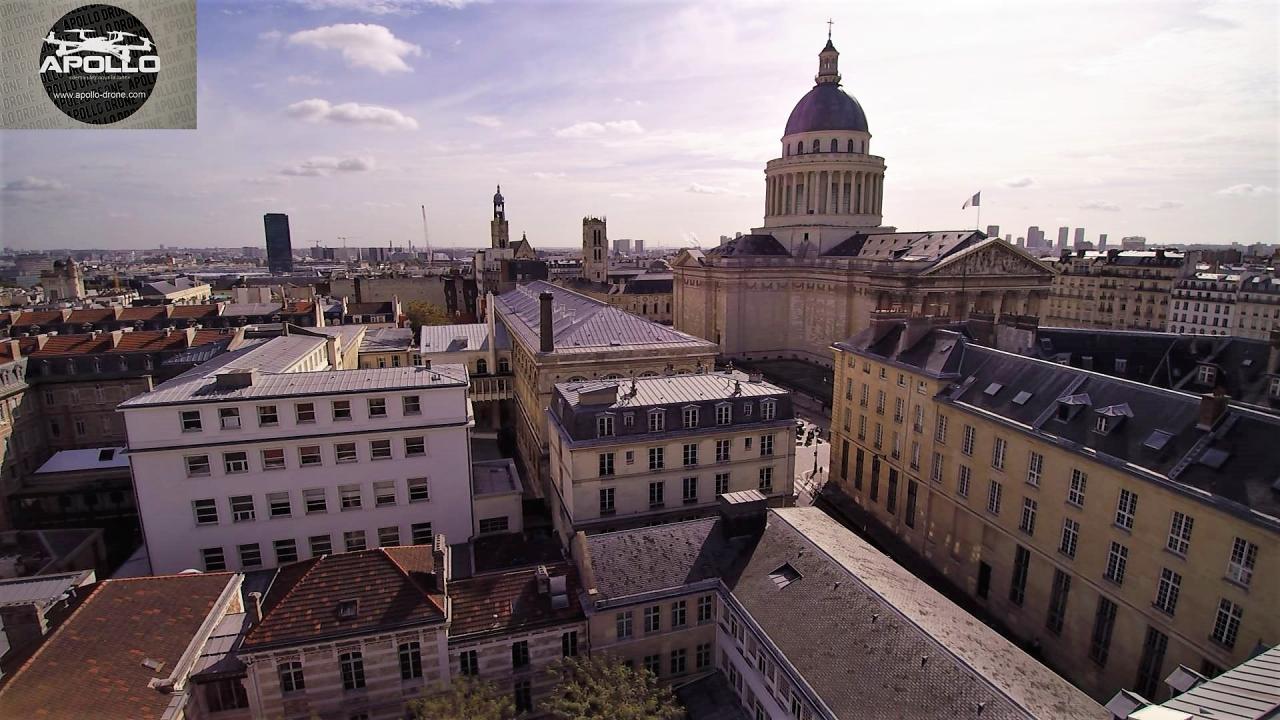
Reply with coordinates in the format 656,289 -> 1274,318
192,499 -> 218,525
224,452 -> 249,474
402,395 -> 421,415
860,385 -> 869,408
715,439 -> 730,463
934,415 -> 948,444
992,437 -> 1007,469
368,398 -> 387,418
274,539 -> 298,564
905,480 -> 918,528
873,422 -> 883,449
180,410 -> 202,432
1105,542 -> 1128,585
304,488 -> 327,514
374,481 -> 396,507
230,495 -> 255,522
600,487 -> 615,515
648,447 -> 664,470
1211,599 -> 1243,649
961,425 -> 975,455
1068,469 -> 1087,507
894,397 -> 904,423
913,405 -> 925,432
1167,511 -> 1194,556
257,405 -> 279,427
185,455 -> 210,477
649,481 -> 665,508
204,679 -> 249,712
332,400 -> 351,420
1055,519 -> 1080,559
758,467 -> 774,492
670,648 -> 687,675
1155,567 -> 1182,615
599,452 -> 615,477
239,543 -> 262,569
562,630 -> 578,657
335,442 -> 357,463
1135,627 -> 1169,699
986,480 -> 1002,515
1045,569 -> 1071,635
696,642 -> 712,670
759,434 -> 774,456
929,452 -> 943,483
644,605 -> 661,633
404,436 -> 425,457
1226,537 -> 1258,586
202,547 -> 226,571
514,680 -> 533,713
1019,498 -> 1037,535
683,443 -> 698,466
295,403 -> 315,423
1196,364 -> 1217,385
411,522 -> 433,545
309,534 -> 332,556
339,652 -> 365,690
344,530 -> 367,552
398,478 -> 427,505
714,473 -> 730,496
1009,545 -> 1030,606
643,654 -> 661,677
597,415 -> 614,437
716,404 -> 731,425
682,406 -> 699,428
876,391 -> 885,414
262,448 -> 286,470
761,400 -> 776,420
1115,488 -> 1138,530
1026,452 -> 1043,486
268,492 -> 291,518
299,445 -> 322,466
370,439 -> 392,460
478,516 -> 510,534
648,410 -> 665,432
459,650 -> 479,676
682,477 -> 698,504
910,441 -> 920,470
339,485 -> 362,510
672,600 -> 687,627
396,642 -> 422,680
219,407 -> 240,429
957,465 -> 971,497
616,611 -> 633,639
1089,597 -> 1118,667
697,595 -> 713,623
886,470 -> 899,514
278,661 -> 305,693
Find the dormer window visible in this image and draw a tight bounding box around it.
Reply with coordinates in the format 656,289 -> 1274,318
716,403 -> 732,425
596,414 -> 614,438
761,400 -> 777,421
1055,393 -> 1091,422
1270,377 -> 1280,400
1095,415 -> 1110,434
682,406 -> 699,429
1094,404 -> 1133,435
647,409 -> 665,433
336,599 -> 358,620
1197,364 -> 1217,386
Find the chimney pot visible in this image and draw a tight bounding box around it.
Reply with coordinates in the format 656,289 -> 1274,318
1196,391 -> 1230,430
538,292 -> 555,353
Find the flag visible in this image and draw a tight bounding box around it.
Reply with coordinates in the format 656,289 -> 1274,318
962,192 -> 981,209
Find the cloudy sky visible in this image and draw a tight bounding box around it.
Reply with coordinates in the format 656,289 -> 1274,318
1,0 -> 1276,251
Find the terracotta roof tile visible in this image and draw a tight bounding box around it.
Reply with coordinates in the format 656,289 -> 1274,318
11,311 -> 64,327
448,561 -> 584,639
65,309 -> 117,324
118,307 -> 167,322
169,305 -> 221,319
0,573 -> 235,720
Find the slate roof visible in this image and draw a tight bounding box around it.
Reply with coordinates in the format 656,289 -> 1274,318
822,230 -> 980,261
242,547 -> 446,650
618,273 -> 674,295
557,372 -> 784,408
447,561 -> 585,640
0,570 -> 94,608
1155,645 -> 1280,719
168,304 -> 221,319
784,81 -> 869,135
585,517 -> 749,601
0,573 -> 236,720
419,322 -> 510,354
706,234 -> 791,258
495,281 -> 716,356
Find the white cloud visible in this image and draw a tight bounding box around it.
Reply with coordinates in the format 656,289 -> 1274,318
1001,176 -> 1035,188
554,120 -> 644,139
1215,183 -> 1274,197
292,0 -> 482,15
1138,200 -> 1183,210
288,24 -> 422,74
286,98 -> 419,130
286,74 -> 326,86
2,177 -> 65,192
281,156 -> 376,177
1079,200 -> 1121,211
686,183 -> 732,195
466,115 -> 502,128
531,171 -> 566,180
258,29 -> 282,41
245,176 -> 287,186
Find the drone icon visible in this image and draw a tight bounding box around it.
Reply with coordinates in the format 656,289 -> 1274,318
43,29 -> 154,63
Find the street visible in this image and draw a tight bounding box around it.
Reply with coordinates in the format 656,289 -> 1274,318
792,411 -> 831,507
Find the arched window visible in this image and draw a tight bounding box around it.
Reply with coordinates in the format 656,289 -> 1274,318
830,139 -> 838,152
811,139 -> 820,152
476,359 -> 488,375
847,139 -> 855,153
795,142 -> 803,155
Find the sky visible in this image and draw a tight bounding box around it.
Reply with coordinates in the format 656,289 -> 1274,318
1,0 -> 1277,251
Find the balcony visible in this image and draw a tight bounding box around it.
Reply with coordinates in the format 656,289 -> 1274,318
469,375 -> 512,401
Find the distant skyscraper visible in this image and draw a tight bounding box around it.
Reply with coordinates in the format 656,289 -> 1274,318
634,239 -> 645,254
1057,226 -> 1069,250
1027,226 -> 1044,249
613,238 -> 632,254
1073,227 -> 1086,249
264,213 -> 293,274
1005,234 -> 1013,243
1016,237 -> 1025,248
986,224 -> 1000,239
1098,233 -> 1108,249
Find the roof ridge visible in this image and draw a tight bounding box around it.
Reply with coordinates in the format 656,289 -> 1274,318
380,547 -> 447,616
244,556 -> 323,642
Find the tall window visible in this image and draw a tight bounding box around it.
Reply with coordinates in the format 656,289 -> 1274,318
511,640 -> 530,669
716,404 -> 731,425
986,480 -> 1003,515
1088,597 -> 1118,667
648,481 -> 664,507
715,439 -> 730,463
1226,537 -> 1258,586
648,447 -> 664,470
1211,599 -> 1243,649
1134,627 -> 1169,699
1166,511 -> 1194,556
339,652 -> 366,690
1060,519 -> 1080,558
597,415 -> 614,437
1018,498 -> 1037,535
714,473 -> 730,496
278,661 -> 305,693
1009,545 -> 1030,606
683,443 -> 698,466
934,415 -> 948,444
697,595 -> 713,624
758,467 -> 774,493
991,437 -> 1006,470
682,477 -> 698,504
961,425 -> 976,455
759,434 -> 774,456
1105,542 -> 1128,585
562,631 -> 578,657
599,453 -> 615,477
644,605 -> 661,633
599,488 -> 615,515
648,410 -> 665,432
1068,469 -> 1087,506
682,407 -> 699,428
1115,489 -> 1138,530
904,481 -> 918,528
399,642 -> 423,680
1026,452 -> 1043,486
1154,568 -> 1182,615
616,611 -> 633,639
761,400 -> 776,420
957,465 -> 971,498
459,650 -> 479,676
1045,569 -> 1071,635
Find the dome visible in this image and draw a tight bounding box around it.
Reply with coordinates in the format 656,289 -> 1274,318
784,82 -> 868,136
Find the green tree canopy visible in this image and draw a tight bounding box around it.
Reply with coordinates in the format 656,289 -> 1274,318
404,300 -> 453,337
408,676 -> 515,720
541,655 -> 683,720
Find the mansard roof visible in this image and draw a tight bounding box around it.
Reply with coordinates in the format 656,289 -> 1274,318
706,234 -> 791,257
822,230 -> 980,261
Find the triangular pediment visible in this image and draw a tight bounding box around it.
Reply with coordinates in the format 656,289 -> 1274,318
671,248 -> 706,267
922,239 -> 1055,278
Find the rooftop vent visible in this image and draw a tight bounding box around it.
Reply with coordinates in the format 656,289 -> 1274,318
1199,448 -> 1231,470
1011,391 -> 1033,406
1143,430 -> 1174,451
768,563 -> 801,589
983,382 -> 1003,396
141,657 -> 165,672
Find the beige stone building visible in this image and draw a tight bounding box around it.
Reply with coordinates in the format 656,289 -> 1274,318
828,316 -> 1278,703
1236,272 -> 1280,340
1042,248 -> 1192,331
672,37 -> 1053,367
546,372 -> 796,542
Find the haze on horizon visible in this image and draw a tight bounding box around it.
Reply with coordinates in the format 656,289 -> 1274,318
1,0 -> 1276,252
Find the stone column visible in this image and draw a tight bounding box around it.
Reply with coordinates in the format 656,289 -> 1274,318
818,171 -> 828,214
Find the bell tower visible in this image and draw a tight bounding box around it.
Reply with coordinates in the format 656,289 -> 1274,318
582,217 -> 607,284
490,185 -> 509,249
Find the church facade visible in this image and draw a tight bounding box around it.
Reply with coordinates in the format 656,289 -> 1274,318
673,36 -> 1055,367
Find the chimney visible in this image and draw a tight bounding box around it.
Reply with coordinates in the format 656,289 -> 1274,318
1196,389 -> 1230,431
246,591 -> 263,625
717,490 -> 768,539
868,310 -> 905,345
109,329 -> 123,348
897,315 -> 934,355
1106,248 -> 1120,261
431,534 -> 449,595
539,292 -> 554,353
184,326 -> 197,348
1156,248 -> 1167,261
325,335 -> 339,368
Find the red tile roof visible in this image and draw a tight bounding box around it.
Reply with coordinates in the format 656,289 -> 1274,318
286,301 -> 314,314
118,307 -> 167,322
27,329 -> 230,357
0,573 -> 235,720
66,308 -> 118,324
11,311 -> 64,327
168,304 -> 221,319
448,561 -> 584,639
243,548 -> 446,650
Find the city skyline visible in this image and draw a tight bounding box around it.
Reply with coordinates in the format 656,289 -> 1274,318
1,0 -> 1277,251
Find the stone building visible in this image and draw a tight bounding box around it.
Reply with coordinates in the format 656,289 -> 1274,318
546,372 -> 795,542
1236,272 -> 1280,341
828,317 -> 1278,702
37,258 -> 84,302
672,36 -> 1054,367
1042,248 -> 1191,331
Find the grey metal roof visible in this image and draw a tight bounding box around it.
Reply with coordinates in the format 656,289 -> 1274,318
1157,645 -> 1280,719
495,281 -> 716,356
34,447 -> 129,474
358,327 -> 413,354
822,230 -> 980,261
558,372 -> 784,409
0,570 -> 94,608
419,322 -> 510,354
223,302 -> 282,317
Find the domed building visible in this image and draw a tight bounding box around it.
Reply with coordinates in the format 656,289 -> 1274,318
672,34 -> 1055,367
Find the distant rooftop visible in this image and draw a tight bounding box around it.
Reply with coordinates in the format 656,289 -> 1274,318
34,447 -> 129,475
472,458 -> 522,497
557,371 -> 783,409
419,322 -> 510,355
358,326 -> 413,354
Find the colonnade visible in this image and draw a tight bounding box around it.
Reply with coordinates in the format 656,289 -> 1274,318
765,169 -> 883,218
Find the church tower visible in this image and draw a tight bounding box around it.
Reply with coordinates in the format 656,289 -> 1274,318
582,217 -> 607,284
490,185 -> 509,249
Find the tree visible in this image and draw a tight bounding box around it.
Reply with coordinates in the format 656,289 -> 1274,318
541,655 -> 682,720
404,301 -> 452,334
408,677 -> 515,720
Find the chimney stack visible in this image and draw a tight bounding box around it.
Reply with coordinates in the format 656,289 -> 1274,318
432,534 -> 449,594
247,591 -> 263,625
539,292 -> 554,353
717,490 -> 768,539
1196,390 -> 1230,431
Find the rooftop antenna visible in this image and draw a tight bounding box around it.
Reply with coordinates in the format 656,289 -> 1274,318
421,204 -> 432,269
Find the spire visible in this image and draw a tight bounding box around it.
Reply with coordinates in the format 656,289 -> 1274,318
817,24 -> 840,85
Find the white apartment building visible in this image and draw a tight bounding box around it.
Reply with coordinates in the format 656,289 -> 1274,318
120,331 -> 475,574
1168,272 -> 1241,336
